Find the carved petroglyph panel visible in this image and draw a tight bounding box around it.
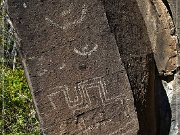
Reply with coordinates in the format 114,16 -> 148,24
46,73 -> 125,114
40,71 -> 136,134
25,41 -> 123,91
7,0 -> 139,134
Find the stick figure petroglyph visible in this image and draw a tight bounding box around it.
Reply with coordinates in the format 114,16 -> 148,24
74,44 -> 98,56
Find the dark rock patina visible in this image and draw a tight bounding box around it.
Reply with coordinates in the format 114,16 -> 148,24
7,0 -> 139,134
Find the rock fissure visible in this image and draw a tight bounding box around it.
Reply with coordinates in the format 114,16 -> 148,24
161,0 -> 173,19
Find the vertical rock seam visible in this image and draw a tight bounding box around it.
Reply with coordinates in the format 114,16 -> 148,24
102,0 -> 157,134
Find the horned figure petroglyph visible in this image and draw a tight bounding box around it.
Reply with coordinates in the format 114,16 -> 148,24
45,4 -> 87,30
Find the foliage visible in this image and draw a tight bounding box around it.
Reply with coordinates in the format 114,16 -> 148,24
0,66 -> 40,135
0,1 -> 41,134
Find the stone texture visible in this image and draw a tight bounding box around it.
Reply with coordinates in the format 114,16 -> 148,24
163,1 -> 180,135
136,0 -> 179,135
167,0 -> 180,38
166,0 -> 176,22
163,71 -> 180,135
136,0 -> 177,74
7,0 -> 139,134
8,0 -> 179,134
103,0 -> 158,134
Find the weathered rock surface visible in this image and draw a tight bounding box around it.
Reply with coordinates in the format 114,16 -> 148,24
136,0 -> 179,135
103,0 -> 158,134
7,0 -> 179,134
136,0 -> 177,74
7,0 -> 139,134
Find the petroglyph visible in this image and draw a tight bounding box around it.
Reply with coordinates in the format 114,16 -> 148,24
62,4 -> 87,30
102,80 -> 122,102
47,85 -> 84,110
45,17 -> 62,28
45,4 -> 87,30
59,63 -> 66,70
47,76 -> 122,113
47,90 -> 62,109
7,0 -> 139,134
74,44 -> 98,56
23,3 -> 27,8
77,4 -> 87,24
62,85 -> 84,109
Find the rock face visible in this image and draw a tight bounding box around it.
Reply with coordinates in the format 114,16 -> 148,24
7,0 -> 139,134
162,0 -> 180,135
7,0 -> 178,134
136,0 -> 179,135
136,0 -> 177,74
103,0 -> 157,134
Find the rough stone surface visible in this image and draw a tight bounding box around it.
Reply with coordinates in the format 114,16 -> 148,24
167,0 -> 180,38
136,0 -> 179,135
163,71 -> 180,135
103,0 -> 160,134
7,0 -> 139,134
7,0 -> 178,134
136,0 -> 177,74
166,0 -> 176,21
163,1 -> 180,135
